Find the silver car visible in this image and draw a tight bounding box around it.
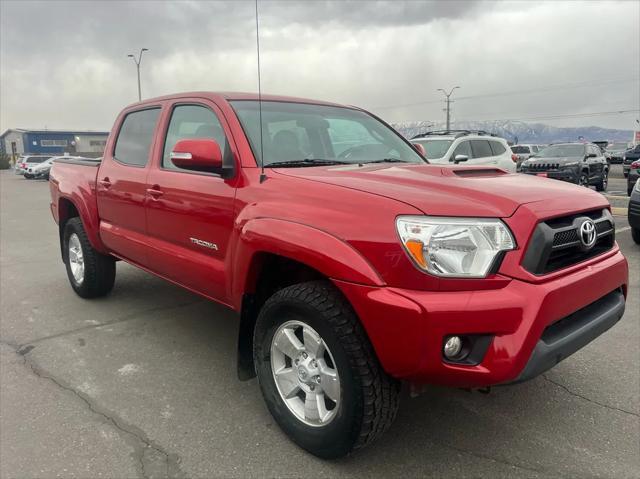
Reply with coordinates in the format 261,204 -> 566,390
16,155 -> 52,176
25,156 -> 85,179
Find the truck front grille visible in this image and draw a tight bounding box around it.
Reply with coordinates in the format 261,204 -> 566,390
522,209 -> 615,275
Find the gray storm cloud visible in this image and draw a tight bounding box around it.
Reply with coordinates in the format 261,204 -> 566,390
1,0 -> 638,131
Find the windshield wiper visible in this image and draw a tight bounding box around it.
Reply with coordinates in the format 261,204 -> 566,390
362,158 -> 411,164
267,159 -> 350,168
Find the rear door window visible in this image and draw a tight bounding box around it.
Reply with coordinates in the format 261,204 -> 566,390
114,108 -> 161,166
470,140 -> 493,158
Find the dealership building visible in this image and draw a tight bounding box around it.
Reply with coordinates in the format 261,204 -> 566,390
0,129 -> 110,159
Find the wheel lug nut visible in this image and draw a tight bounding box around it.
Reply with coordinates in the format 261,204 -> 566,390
315,376 -> 321,384
302,352 -> 308,359
310,359 -> 317,368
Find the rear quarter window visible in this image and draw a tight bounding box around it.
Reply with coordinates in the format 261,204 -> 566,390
113,108 -> 161,166
489,141 -> 506,155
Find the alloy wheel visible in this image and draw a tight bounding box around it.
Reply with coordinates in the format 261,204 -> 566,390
68,233 -> 85,285
270,320 -> 341,427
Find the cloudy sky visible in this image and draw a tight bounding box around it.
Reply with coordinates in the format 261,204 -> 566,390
1,0 -> 638,132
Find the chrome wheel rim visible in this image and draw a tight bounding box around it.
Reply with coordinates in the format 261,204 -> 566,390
270,320 -> 341,427
602,172 -> 608,189
68,233 -> 84,285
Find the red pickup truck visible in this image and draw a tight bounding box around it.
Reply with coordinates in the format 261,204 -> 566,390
49,92 -> 628,458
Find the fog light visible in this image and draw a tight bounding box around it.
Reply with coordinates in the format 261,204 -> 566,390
444,336 -> 463,359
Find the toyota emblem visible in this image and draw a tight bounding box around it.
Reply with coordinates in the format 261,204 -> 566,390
579,219 -> 597,249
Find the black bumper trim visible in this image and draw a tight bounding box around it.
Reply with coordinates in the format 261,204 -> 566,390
511,289 -> 625,384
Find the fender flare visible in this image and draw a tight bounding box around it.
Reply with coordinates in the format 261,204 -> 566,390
57,194 -> 108,255
230,217 -> 384,309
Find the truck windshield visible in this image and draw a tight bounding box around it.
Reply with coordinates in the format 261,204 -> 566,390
537,145 -> 585,158
230,100 -> 426,166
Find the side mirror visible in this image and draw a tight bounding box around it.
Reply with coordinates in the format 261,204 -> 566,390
170,139 -> 223,172
453,154 -> 469,163
412,142 -> 426,156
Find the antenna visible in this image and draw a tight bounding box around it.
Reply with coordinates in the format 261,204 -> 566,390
255,0 -> 266,183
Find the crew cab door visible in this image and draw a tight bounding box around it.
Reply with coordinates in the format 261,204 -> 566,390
97,106 -> 162,266
144,101 -> 238,303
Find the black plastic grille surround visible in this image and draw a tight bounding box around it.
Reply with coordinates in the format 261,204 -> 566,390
526,162 -> 561,171
522,209 -> 615,275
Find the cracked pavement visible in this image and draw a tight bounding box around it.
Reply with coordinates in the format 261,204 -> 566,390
1,168 -> 639,478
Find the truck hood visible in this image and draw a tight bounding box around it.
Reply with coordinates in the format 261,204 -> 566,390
274,164 -> 608,217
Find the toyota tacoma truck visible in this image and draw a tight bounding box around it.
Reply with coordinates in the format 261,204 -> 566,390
49,92 -> 628,458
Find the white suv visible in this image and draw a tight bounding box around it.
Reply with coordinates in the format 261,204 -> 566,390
410,130 -> 517,172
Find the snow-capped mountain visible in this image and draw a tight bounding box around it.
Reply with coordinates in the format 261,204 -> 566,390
393,120 -> 634,144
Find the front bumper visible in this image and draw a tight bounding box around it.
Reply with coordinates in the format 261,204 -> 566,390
521,168 -> 578,183
334,250 -> 628,388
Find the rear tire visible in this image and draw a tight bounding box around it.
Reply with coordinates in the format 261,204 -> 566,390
632,228 -> 640,245
253,280 -> 400,458
595,170 -> 608,192
63,218 -> 115,298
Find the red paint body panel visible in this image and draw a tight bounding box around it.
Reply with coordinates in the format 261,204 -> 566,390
48,91 -> 629,388
334,250 -> 627,386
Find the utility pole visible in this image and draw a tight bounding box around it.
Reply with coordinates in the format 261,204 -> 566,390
127,48 -> 149,101
437,86 -> 460,130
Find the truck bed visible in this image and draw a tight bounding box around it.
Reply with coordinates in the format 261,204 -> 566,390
53,157 -> 102,167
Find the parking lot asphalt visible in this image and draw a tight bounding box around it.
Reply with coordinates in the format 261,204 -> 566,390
1,167 -> 638,479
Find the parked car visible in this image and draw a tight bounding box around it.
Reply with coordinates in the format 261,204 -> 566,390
622,144 -> 640,177
627,160 -> 640,196
15,155 -> 51,175
520,142 -> 609,191
510,144 -> 544,169
49,92 -> 628,458
26,156 -> 85,180
592,141 -> 609,154
604,141 -> 630,164
410,130 -> 516,172
629,179 -> 640,244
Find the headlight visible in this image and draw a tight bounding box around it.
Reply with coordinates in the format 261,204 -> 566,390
396,216 -> 516,278
562,162 -> 580,167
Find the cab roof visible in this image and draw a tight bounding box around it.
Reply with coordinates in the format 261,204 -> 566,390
130,91 -> 353,110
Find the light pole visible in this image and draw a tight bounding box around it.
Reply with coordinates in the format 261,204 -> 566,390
127,48 -> 149,101
437,86 -> 460,130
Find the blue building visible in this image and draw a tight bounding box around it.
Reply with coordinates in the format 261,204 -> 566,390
1,128 -> 110,159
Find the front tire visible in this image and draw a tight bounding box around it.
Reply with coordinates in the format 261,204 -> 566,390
578,171 -> 589,187
595,170 -> 608,192
63,218 -> 116,298
253,281 -> 400,458
632,228 -> 640,245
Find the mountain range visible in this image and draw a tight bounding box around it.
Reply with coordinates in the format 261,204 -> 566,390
392,120 -> 635,144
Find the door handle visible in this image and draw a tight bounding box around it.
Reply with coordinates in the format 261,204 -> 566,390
99,177 -> 112,188
146,186 -> 164,199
